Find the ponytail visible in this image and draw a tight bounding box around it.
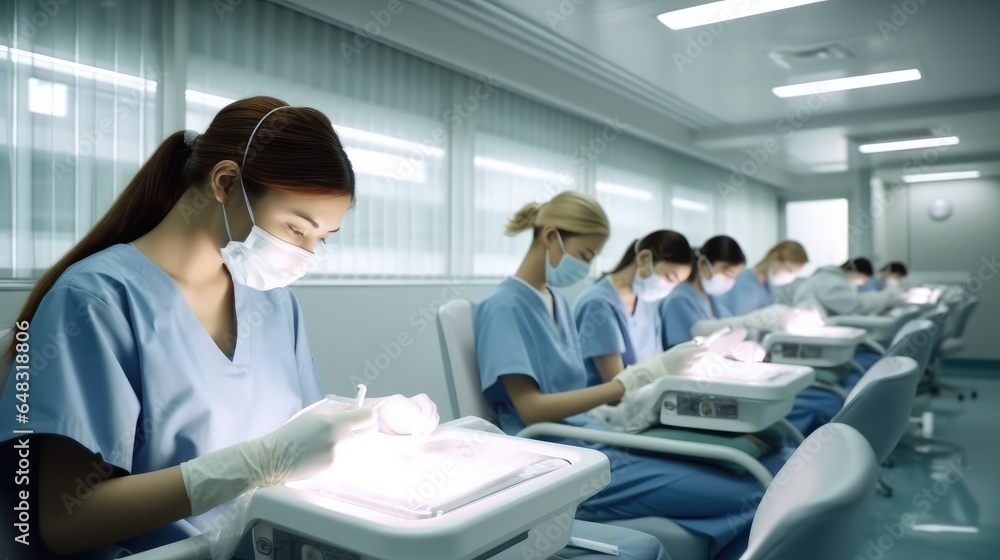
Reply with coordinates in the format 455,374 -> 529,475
504,191 -> 609,239
505,202 -> 544,235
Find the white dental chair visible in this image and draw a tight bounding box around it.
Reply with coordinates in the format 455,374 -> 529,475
437,299 -> 794,560
829,353 -> 922,498
830,356 -> 922,465
738,423 -> 877,560
926,295 -> 980,400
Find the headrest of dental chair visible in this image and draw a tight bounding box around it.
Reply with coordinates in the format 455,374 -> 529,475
740,423 -> 877,560
831,356 -> 920,464
436,299 -> 492,420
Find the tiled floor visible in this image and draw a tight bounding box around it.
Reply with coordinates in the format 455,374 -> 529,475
857,371 -> 1000,559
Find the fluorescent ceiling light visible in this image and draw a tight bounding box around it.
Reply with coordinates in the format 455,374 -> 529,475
0,44 -> 156,91
474,156 -> 569,183
597,182 -> 654,201
911,524 -> 979,534
658,0 -> 829,30
772,69 -> 921,98
859,136 -> 959,154
672,197 -> 709,212
28,78 -> 68,117
901,170 -> 980,183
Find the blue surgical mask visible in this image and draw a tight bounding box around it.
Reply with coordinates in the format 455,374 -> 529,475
545,231 -> 591,288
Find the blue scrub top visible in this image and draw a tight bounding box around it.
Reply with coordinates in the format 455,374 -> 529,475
858,277 -> 881,293
475,277 -> 787,558
714,268 -> 773,317
658,281 -> 733,349
475,277 -> 601,435
0,243 -> 322,556
573,277 -> 662,386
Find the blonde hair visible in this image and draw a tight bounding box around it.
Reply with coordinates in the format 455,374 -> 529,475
504,191 -> 610,237
763,240 -> 809,265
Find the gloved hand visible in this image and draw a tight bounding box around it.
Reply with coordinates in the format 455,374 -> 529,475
324,393 -> 440,436
690,304 -> 792,337
180,400 -> 377,516
614,341 -> 706,394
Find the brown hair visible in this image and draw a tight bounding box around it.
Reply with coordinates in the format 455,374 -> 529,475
761,240 -> 809,266
5,96 -> 354,363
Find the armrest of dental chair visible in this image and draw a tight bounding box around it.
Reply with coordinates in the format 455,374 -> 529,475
122,536 -> 211,560
517,423 -> 775,487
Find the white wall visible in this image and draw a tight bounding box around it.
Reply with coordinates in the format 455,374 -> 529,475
292,281 -> 591,421
873,176 -> 1000,360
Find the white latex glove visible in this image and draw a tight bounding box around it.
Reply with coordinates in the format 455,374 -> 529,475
690,304 -> 792,337
614,341 -> 706,394
324,393 -> 440,436
180,400 -> 377,516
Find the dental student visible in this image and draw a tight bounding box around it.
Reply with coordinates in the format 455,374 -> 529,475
475,192 -> 789,560
0,97 -> 440,559
573,230 -> 693,384
657,235 -> 843,436
794,257 -> 903,383
714,240 -> 809,317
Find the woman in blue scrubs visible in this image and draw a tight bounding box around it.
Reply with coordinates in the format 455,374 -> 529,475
574,230 -> 694,385
657,236 -> 843,436
0,97 -> 443,559
476,193 -> 788,560
1,98 -> 665,560
714,240 -> 809,317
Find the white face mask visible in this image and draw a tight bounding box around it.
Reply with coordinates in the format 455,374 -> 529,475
633,258 -> 677,302
220,107 -> 319,290
768,268 -> 798,287
885,276 -> 902,288
700,258 -> 737,296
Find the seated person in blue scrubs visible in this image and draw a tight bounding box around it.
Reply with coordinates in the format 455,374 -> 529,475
846,257 -> 879,293
0,99 -> 666,560
873,261 -> 909,291
658,236 -> 843,436
794,257 -> 904,383
0,97 -> 446,559
715,240 -> 809,316
573,230 -> 694,385
475,192 -> 789,560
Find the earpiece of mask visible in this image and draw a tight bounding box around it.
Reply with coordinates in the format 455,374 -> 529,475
219,107 -> 320,290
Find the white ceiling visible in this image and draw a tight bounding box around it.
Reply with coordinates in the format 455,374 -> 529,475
282,0 -> 1000,188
